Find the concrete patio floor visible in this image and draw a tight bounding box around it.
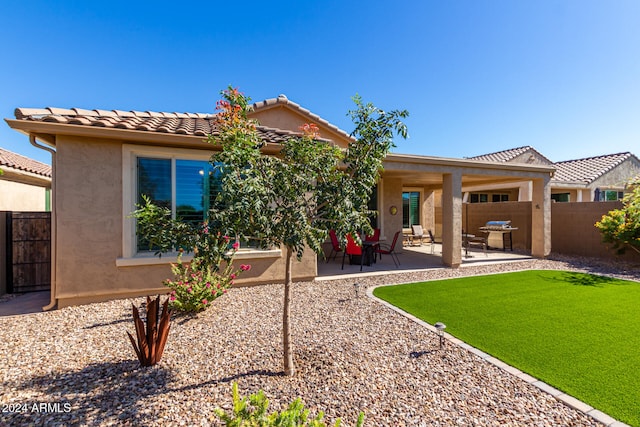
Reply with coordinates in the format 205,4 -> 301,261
317,242 -> 533,280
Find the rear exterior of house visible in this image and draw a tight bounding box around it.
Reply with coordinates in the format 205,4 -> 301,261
5,97 -> 554,308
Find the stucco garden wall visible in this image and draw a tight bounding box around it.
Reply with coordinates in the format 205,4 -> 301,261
53,136 -> 317,308
0,179 -> 48,211
462,201 -> 532,251
551,201 -> 639,262
450,200 -> 639,263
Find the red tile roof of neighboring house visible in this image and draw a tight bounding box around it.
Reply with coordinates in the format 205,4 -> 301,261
467,146 -> 553,164
552,152 -> 638,184
12,107 -> 307,145
467,146 -> 640,186
0,147 -> 51,178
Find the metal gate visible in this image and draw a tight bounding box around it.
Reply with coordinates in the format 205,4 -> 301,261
5,212 -> 51,293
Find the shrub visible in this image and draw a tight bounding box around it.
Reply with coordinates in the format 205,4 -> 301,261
215,382 -> 365,427
131,196 -> 251,313
164,253 -> 251,312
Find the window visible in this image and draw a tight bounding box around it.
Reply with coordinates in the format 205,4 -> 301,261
402,191 -> 420,228
595,189 -> 624,201
469,193 -> 488,203
470,193 -> 508,203
136,157 -> 222,251
551,193 -> 570,202
120,145 -> 280,266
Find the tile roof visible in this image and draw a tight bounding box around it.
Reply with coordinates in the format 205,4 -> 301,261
467,146 -> 552,164
12,107 -> 306,145
552,152 -> 637,184
0,147 -> 51,178
251,94 -> 353,141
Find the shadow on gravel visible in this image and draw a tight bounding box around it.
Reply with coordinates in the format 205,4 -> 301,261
409,350 -> 437,358
2,361 -> 287,427
172,369 -> 283,394
83,316 -> 130,329
3,360 -> 173,426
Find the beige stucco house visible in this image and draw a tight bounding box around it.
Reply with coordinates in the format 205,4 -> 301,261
466,146 -> 640,203
0,147 -> 51,211
5,96 -> 554,308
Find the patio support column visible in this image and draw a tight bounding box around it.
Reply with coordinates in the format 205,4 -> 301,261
531,176 -> 551,257
442,171 -> 462,267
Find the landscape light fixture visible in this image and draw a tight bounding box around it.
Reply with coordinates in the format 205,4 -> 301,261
434,322 -> 446,349
353,283 -> 361,297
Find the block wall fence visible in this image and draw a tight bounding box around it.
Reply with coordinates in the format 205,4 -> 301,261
446,201 -> 638,263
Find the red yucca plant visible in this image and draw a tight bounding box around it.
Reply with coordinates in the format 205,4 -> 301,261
127,296 -> 173,367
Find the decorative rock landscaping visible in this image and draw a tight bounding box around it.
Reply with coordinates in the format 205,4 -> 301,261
1,256 -> 637,426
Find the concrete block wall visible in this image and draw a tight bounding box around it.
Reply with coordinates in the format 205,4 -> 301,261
448,201 -> 639,262
551,201 -> 638,261
462,202 -> 532,251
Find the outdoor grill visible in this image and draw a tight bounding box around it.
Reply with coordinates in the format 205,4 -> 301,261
478,220 -> 517,251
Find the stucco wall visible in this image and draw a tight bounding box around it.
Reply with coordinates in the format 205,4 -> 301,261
448,200 -> 639,262
53,136 -> 317,308
592,158 -> 640,190
551,201 -> 639,261
0,179 -> 48,211
381,178 -> 404,242
462,202 -> 532,251
250,106 -> 352,149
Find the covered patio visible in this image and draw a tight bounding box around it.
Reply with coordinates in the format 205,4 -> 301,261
373,153 -> 554,268
318,243 -> 533,279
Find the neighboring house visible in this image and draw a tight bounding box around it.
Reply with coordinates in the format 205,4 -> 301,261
5,97 -> 554,308
0,147 -> 51,211
465,146 -> 640,203
551,153 -> 640,202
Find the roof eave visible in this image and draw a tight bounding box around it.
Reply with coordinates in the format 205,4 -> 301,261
6,118 -> 213,148
386,152 -> 556,174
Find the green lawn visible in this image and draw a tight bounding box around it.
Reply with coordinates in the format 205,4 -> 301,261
373,270 -> 640,426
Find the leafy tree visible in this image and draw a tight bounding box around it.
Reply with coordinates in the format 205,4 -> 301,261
595,178 -> 640,255
209,87 -> 408,376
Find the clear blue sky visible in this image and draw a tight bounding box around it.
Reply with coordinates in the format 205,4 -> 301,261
1,1 -> 639,166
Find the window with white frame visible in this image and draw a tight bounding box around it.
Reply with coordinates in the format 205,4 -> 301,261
595,189 -> 624,201
121,146 -> 269,261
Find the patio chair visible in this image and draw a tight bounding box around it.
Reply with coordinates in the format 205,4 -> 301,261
463,230 -> 488,257
365,228 -> 380,242
375,230 -> 401,268
326,229 -> 343,263
342,234 -> 365,271
411,224 -> 426,245
427,229 -> 436,254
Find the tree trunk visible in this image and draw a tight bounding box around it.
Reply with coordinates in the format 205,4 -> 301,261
283,246 -> 295,376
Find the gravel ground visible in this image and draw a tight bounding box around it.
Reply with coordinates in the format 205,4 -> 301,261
1,256 -> 638,426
